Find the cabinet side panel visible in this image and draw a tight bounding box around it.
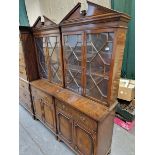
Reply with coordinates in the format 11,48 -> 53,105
20,30 -> 39,81
97,110 -> 115,155
109,28 -> 127,106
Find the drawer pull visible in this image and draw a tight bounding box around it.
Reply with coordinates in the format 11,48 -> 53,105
39,98 -> 43,103
80,116 -> 86,121
62,105 -> 65,109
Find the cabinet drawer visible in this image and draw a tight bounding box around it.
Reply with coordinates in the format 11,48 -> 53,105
19,65 -> 27,80
19,79 -> 29,91
19,87 -> 31,111
31,87 -> 53,107
55,99 -> 97,132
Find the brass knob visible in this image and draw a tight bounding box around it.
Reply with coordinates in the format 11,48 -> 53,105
62,105 -> 65,109
39,98 -> 43,103
80,116 -> 85,121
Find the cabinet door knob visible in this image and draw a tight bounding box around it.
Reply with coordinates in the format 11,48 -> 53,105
39,98 -> 43,103
62,105 -> 65,109
80,116 -> 85,121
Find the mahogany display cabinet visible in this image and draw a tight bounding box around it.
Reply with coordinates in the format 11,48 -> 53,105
28,1 -> 130,155
19,26 -> 39,117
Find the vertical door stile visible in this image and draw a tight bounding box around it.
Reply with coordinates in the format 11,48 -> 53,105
46,37 -> 52,82
61,33 -> 66,88
82,32 -> 86,96
59,32 -> 65,88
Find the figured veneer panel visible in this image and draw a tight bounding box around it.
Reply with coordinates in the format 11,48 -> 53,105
74,124 -> 94,155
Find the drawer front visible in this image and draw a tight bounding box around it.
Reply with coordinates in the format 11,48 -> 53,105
19,79 -> 29,92
31,87 -> 53,106
55,99 -> 97,132
19,87 -> 32,112
19,65 -> 27,80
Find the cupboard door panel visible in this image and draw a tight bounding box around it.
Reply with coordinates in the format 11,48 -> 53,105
57,109 -> 73,145
33,96 -> 43,121
74,123 -> 95,155
44,103 -> 55,131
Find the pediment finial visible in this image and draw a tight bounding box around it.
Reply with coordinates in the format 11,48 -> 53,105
80,0 -> 88,16
41,15 -> 45,25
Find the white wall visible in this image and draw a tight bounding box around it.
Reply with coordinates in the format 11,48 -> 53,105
25,0 -> 111,26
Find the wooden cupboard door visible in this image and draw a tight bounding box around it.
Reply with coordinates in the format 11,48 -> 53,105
44,102 -> 56,132
74,122 -> 96,155
33,95 -> 43,121
56,108 -> 73,147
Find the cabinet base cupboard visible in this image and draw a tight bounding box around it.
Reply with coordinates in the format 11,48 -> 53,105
21,1 -> 130,155
31,79 -> 114,155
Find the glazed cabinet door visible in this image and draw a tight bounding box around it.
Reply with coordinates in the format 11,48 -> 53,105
62,33 -> 84,95
35,35 -> 63,86
74,122 -> 96,155
85,31 -> 114,104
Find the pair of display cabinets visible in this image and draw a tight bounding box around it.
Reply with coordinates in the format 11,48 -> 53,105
19,1 -> 130,155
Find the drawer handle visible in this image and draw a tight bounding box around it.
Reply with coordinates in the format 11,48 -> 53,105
62,105 -> 65,109
80,116 -> 85,121
39,98 -> 43,103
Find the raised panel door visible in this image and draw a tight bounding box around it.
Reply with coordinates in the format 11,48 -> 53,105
56,108 -> 74,147
33,95 -> 43,121
74,122 -> 96,155
44,102 -> 56,132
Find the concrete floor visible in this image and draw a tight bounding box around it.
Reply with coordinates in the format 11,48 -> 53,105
19,105 -> 135,155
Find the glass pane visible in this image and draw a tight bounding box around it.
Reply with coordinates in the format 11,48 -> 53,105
86,32 -> 114,102
47,36 -> 62,84
63,34 -> 82,94
35,37 -> 48,79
